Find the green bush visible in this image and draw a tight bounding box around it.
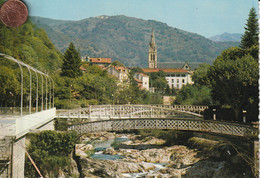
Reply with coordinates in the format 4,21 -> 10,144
25,130 -> 78,177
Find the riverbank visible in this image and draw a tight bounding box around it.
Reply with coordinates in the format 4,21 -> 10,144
73,131 -> 255,178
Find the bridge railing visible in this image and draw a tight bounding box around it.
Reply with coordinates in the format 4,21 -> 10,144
69,118 -> 258,138
56,104 -> 205,119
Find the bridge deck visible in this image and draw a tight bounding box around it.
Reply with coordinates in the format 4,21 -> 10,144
0,108 -> 56,138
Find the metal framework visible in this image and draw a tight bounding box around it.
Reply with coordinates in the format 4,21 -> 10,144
57,105 -> 206,120
69,118 -> 258,138
0,53 -> 54,116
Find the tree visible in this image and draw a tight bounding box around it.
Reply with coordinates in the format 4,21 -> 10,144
240,8 -> 259,49
208,48 -> 258,120
25,131 -> 78,177
152,77 -> 168,93
0,66 -> 20,106
111,60 -> 125,67
192,63 -> 211,86
174,84 -> 212,105
61,42 -> 82,78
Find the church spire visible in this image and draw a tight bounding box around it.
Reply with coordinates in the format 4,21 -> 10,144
149,28 -> 156,50
148,28 -> 157,69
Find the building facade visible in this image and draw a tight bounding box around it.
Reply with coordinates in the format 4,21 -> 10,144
142,68 -> 192,90
107,66 -> 130,84
134,73 -> 149,91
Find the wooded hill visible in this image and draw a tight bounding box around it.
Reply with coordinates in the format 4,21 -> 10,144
31,15 -> 239,67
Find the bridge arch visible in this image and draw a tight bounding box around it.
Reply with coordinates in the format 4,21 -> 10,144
68,118 -> 258,138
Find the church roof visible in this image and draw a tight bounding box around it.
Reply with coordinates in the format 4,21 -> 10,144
142,68 -> 190,74
89,57 -> 111,64
157,62 -> 204,70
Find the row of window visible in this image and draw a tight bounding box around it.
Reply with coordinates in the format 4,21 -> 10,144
167,79 -> 185,83
166,74 -> 186,77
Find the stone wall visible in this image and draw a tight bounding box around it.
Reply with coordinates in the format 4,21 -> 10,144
0,137 -> 12,177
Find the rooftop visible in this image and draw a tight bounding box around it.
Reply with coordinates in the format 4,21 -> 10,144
157,62 -> 205,70
89,57 -> 111,64
142,68 -> 190,74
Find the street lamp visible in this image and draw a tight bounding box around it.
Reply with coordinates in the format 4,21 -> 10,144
213,109 -> 216,120
242,110 -> 247,123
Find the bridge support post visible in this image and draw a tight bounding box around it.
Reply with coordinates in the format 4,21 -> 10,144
254,141 -> 259,176
11,137 -> 26,178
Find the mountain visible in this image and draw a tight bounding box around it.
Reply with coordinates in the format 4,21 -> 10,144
31,15 -> 239,67
209,32 -> 242,42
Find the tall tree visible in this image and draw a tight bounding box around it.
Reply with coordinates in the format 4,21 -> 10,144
208,47 -> 258,120
240,8 -> 259,49
61,42 -> 82,78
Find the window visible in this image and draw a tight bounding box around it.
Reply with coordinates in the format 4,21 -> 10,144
181,74 -> 186,77
182,79 -> 185,83
172,84 -> 174,88
177,79 -> 179,83
177,84 -> 179,89
176,74 -> 180,77
172,79 -> 174,83
172,74 -> 176,77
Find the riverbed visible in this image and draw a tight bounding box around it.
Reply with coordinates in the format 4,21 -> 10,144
75,132 -> 254,178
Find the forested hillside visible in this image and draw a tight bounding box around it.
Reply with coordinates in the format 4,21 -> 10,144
0,19 -> 63,72
31,15 -> 239,67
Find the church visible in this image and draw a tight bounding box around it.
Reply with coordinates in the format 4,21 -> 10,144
142,29 -> 195,90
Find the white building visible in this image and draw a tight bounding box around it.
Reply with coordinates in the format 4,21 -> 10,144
134,73 -> 149,91
142,68 -> 193,90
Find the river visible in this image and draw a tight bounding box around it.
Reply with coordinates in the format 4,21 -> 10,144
89,135 -> 167,177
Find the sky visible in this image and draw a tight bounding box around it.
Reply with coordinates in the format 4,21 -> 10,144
23,0 -> 258,37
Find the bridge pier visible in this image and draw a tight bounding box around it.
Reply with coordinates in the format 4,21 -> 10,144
254,140 -> 259,176
12,137 -> 26,178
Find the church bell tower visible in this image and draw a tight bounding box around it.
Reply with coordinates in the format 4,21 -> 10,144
148,28 -> 157,69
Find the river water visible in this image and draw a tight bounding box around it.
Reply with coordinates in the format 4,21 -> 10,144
89,136 -> 166,177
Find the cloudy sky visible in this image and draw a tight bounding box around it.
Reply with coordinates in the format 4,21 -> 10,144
24,0 -> 258,37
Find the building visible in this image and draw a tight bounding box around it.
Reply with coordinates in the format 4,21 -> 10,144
143,29 -> 194,90
134,73 -> 149,91
142,68 -> 192,90
107,66 -> 130,84
88,57 -> 111,67
148,29 -> 157,69
157,61 -> 203,72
